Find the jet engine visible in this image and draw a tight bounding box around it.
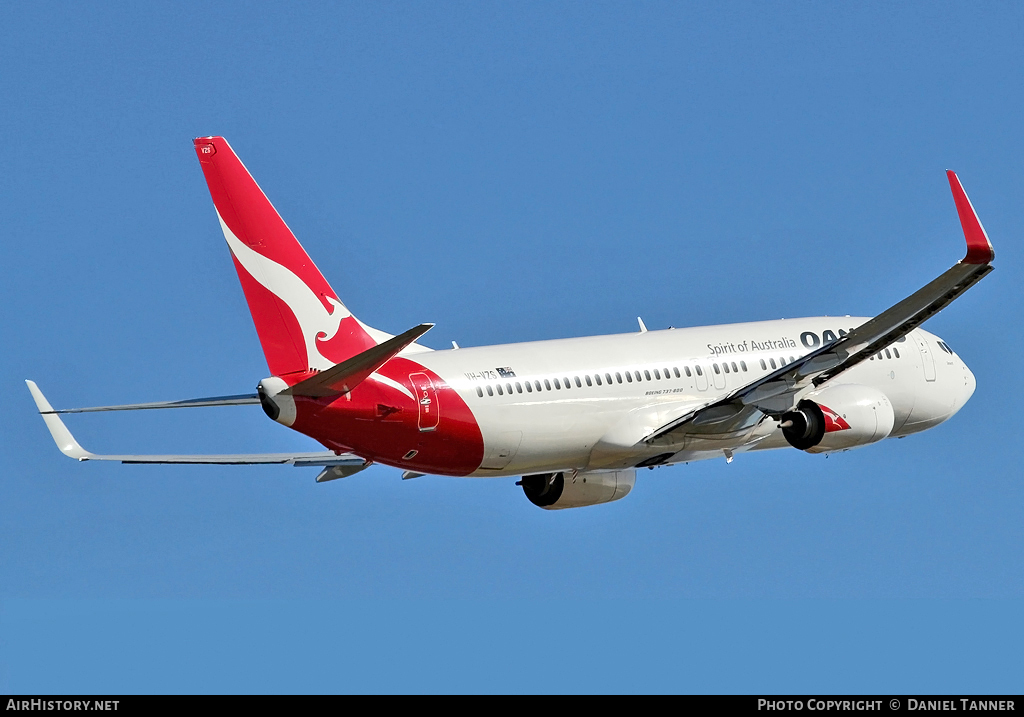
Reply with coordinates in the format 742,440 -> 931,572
519,469 -> 635,510
779,384 -> 895,453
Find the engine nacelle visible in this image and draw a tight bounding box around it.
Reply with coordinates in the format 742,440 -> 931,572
519,469 -> 635,510
780,383 -> 895,453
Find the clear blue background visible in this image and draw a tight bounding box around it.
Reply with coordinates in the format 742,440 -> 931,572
1,1 -> 1022,694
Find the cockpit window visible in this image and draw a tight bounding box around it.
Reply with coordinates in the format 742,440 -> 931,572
937,341 -> 955,355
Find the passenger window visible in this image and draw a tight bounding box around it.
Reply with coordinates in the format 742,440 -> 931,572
486,385 -> 494,396
616,372 -> 623,383
684,366 -> 692,377
543,379 -> 551,391
884,349 -> 892,359
625,372 -> 633,383
760,359 -> 767,370
635,371 -> 642,381
553,378 -> 561,389
722,363 -> 730,374
644,370 -> 652,381
564,377 -> 571,389
653,369 -> 661,379
525,382 -> 533,393
595,374 -> 603,386
575,376 -> 582,388
732,362 -> 738,373
515,382 -> 522,393
740,361 -> 747,372
769,358 -> 777,369
476,387 -> 483,397
496,384 -> 503,395
695,366 -> 703,376
606,373 -> 613,384
789,356 -> 795,363
673,367 -> 680,378
893,348 -> 900,358
535,380 -> 542,392
585,375 -> 593,386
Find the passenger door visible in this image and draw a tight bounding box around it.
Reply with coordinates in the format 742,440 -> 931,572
409,372 -> 440,431
912,334 -> 937,382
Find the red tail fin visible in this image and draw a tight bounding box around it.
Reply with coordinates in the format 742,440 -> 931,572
193,137 -> 377,376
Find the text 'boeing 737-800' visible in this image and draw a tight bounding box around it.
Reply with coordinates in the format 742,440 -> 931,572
28,137 -> 995,509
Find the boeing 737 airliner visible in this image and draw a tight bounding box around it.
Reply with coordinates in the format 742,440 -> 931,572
28,137 -> 995,509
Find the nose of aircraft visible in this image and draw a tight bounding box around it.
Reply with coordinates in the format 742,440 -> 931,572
950,359 -> 976,416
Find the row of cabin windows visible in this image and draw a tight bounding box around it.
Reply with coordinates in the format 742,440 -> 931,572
758,356 -> 801,371
473,360 -> 753,398
473,343 -> 910,398
713,360 -> 748,375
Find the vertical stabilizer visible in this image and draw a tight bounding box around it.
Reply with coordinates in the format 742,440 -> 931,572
193,136 -> 377,376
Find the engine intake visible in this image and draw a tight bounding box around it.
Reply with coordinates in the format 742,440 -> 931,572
781,400 -> 827,450
520,469 -> 635,510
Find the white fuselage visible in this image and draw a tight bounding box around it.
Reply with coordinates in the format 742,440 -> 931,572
411,317 -> 976,477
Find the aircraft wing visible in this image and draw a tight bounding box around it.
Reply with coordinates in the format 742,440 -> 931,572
38,393 -> 261,413
26,381 -> 367,479
645,170 -> 995,444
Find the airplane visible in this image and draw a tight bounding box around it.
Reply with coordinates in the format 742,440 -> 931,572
27,137 -> 995,510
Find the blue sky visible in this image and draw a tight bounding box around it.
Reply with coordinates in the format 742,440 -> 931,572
1,1 -> 1022,693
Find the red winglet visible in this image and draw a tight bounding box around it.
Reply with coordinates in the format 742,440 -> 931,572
947,170 -> 995,265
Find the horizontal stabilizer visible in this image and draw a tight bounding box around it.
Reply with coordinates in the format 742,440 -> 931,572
283,323 -> 434,398
26,380 -> 364,468
39,394 -> 260,414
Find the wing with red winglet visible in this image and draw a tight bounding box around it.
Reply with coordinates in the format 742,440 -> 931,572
645,171 -> 995,443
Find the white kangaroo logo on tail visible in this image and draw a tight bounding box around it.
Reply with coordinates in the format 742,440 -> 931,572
216,213 -> 419,401
217,213 -> 348,371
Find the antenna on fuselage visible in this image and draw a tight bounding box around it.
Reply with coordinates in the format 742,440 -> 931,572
637,317 -> 648,333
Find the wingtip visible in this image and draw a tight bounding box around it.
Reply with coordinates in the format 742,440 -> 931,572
947,170 -> 995,265
25,379 -> 53,413
25,381 -> 92,460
